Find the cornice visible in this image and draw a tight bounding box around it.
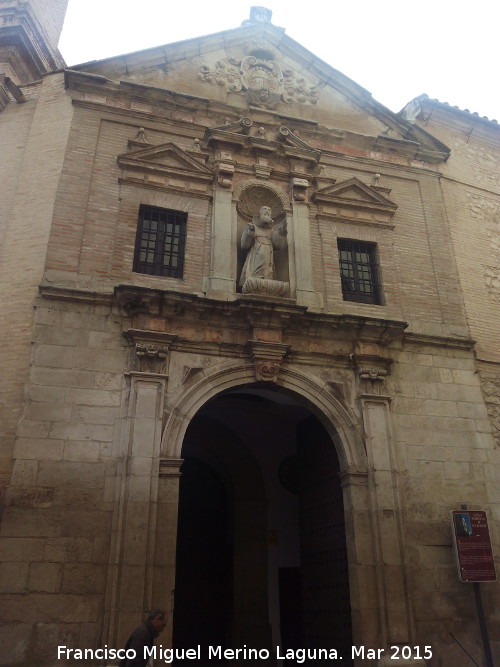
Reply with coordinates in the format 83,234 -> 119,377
117,178 -> 213,199
38,285 -> 113,306
403,332 -> 476,350
37,285 -> 474,355
66,72 -> 445,166
113,284 -> 408,346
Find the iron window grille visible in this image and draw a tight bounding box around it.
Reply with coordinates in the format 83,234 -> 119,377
133,206 -> 187,277
337,239 -> 381,304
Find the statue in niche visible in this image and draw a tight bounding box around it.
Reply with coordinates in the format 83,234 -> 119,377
239,206 -> 289,296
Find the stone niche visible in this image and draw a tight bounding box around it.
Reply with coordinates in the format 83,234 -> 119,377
236,184 -> 290,297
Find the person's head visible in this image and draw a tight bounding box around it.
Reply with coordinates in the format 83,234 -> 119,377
147,609 -> 167,632
258,206 -> 272,224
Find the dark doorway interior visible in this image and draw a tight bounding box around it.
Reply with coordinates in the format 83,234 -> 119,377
172,458 -> 231,656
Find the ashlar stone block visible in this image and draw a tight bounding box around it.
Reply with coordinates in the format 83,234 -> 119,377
25,402 -> 72,422
61,563 -> 106,594
44,538 -> 94,563
28,562 -> 62,593
0,624 -> 32,666
0,562 -> 29,592
15,437 -> 64,461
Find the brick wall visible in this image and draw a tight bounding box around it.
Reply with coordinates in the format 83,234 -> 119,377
0,73 -> 73,490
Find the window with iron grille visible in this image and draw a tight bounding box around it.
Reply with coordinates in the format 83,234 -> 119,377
337,239 -> 381,304
133,206 -> 187,277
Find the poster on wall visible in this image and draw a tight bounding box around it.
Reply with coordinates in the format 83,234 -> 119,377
451,510 -> 497,582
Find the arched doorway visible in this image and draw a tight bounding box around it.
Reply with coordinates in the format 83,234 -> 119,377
172,385 -> 353,664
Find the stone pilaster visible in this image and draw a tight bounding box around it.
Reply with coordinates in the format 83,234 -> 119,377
105,362 -> 168,649
290,188 -> 320,308
152,458 -> 184,648
205,156 -> 237,298
358,368 -> 424,663
339,469 -> 381,652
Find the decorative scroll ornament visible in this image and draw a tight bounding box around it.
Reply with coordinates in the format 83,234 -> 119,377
255,359 -> 281,382
358,366 -> 390,397
247,340 -> 290,383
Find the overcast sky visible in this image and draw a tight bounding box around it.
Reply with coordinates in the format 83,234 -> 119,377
58,0 -> 499,122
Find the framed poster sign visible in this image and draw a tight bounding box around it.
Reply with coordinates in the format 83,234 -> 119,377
451,510 -> 496,583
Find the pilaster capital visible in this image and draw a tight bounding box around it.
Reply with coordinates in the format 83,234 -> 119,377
352,354 -> 393,398
291,176 -> 310,202
214,160 -> 235,189
124,329 -> 177,375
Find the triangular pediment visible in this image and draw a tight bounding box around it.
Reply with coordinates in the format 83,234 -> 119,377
117,142 -> 212,176
73,18 -> 450,165
314,178 -> 397,215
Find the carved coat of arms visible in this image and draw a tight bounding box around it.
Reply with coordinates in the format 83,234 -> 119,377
240,55 -> 284,108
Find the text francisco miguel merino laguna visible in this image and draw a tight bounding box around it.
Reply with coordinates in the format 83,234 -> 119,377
57,644 -> 416,662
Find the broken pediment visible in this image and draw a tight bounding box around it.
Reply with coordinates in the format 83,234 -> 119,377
277,126 -> 321,164
204,117 -> 255,150
204,118 -> 320,166
314,177 -> 398,227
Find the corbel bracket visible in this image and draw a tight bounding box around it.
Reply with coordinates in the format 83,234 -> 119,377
247,340 -> 290,382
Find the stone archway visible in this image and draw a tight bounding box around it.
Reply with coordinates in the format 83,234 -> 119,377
161,361 -> 365,469
172,386 -> 354,664
153,364 -> 374,660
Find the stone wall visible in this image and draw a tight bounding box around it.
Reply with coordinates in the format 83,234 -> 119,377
412,100 -> 500,455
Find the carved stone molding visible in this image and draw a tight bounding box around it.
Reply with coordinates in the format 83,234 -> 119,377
236,182 -> 286,221
242,278 -> 289,297
134,343 -> 170,374
479,371 -> 500,448
353,355 -> 392,397
247,340 -> 290,382
291,176 -> 309,202
116,290 -> 163,317
215,160 -> 235,189
197,52 -> 320,108
159,458 -> 184,478
113,286 -> 408,346
339,468 -> 369,488
359,367 -> 388,382
205,121 -> 320,168
314,176 -> 398,228
241,52 -> 284,109
254,359 -> 281,382
124,329 -> 178,375
277,126 -> 321,165
117,141 -> 212,195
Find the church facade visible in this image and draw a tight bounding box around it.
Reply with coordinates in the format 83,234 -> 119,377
0,2 -> 499,665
